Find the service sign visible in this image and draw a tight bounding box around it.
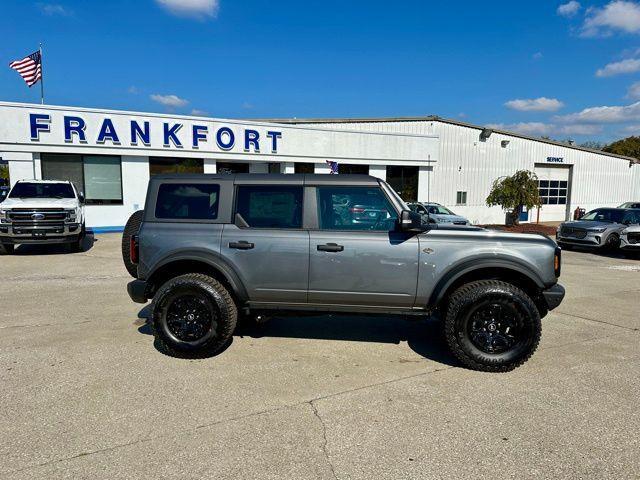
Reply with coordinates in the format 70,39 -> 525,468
546,156 -> 564,163
0,103 -> 439,164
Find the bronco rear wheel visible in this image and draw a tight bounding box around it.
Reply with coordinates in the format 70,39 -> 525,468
152,273 -> 238,357
444,280 -> 541,372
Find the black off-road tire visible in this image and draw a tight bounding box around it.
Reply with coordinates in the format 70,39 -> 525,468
121,210 -> 144,278
1,243 -> 14,255
152,273 -> 238,358
444,280 -> 542,372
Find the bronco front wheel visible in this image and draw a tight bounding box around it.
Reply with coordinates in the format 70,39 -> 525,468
152,273 -> 238,357
444,280 -> 542,372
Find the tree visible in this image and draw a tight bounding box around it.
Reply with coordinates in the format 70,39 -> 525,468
486,170 -> 541,225
603,136 -> 640,160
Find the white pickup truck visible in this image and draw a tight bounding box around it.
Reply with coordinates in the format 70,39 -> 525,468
0,180 -> 85,254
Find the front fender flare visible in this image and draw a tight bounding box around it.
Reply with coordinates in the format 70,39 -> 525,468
428,258 -> 546,308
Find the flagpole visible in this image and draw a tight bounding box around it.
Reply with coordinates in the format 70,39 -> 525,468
39,43 -> 44,104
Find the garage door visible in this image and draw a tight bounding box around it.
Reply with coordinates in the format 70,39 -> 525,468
534,165 -> 571,222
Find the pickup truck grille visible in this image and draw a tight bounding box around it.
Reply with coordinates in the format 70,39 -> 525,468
560,227 -> 587,239
628,233 -> 640,244
7,209 -> 67,222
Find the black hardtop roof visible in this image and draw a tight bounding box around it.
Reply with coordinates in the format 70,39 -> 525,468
150,173 -> 381,186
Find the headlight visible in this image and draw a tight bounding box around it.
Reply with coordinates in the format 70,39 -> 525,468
621,228 -> 629,235
590,228 -> 606,233
0,209 -> 8,222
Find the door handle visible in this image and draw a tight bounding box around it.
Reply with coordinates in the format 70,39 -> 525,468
317,243 -> 344,252
229,241 -> 255,250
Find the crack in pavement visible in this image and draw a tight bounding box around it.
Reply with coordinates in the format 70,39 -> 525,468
554,310 -> 639,332
309,401 -> 338,480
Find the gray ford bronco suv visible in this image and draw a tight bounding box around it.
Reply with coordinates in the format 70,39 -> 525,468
125,174 -> 565,372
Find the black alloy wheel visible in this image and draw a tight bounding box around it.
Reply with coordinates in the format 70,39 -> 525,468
165,293 -> 218,344
466,301 -> 522,355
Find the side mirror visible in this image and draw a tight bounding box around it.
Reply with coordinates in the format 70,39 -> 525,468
399,209 -> 424,232
78,192 -> 85,204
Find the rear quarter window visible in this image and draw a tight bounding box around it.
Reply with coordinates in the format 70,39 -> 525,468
155,183 -> 220,220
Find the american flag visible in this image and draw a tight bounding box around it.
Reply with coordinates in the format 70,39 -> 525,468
326,160 -> 338,174
9,50 -> 42,87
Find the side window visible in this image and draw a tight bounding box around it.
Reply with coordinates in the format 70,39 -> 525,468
155,183 -> 220,219
236,185 -> 303,228
317,186 -> 398,231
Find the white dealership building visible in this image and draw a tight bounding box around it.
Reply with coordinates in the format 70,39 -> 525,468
1,101 -> 638,229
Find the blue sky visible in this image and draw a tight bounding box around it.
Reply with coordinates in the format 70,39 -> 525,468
2,0 -> 640,142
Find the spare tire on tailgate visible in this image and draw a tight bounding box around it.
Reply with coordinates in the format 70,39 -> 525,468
121,210 -> 144,278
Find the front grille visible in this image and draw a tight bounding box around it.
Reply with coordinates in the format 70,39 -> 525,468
560,227 -> 587,239
628,233 -> 640,244
8,209 -> 67,222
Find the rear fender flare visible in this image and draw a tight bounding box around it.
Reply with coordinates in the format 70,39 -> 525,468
147,249 -> 249,302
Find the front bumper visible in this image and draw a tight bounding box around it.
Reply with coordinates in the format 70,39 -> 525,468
620,235 -> 640,250
127,279 -> 149,304
556,232 -> 604,248
0,222 -> 81,244
542,283 -> 565,311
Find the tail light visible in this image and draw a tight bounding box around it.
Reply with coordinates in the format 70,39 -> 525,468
350,207 -> 365,213
554,247 -> 561,277
130,235 -> 139,265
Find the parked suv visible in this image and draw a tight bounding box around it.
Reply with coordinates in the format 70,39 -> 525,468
556,208 -> 640,250
125,174 -> 564,372
0,180 -> 85,254
408,202 -> 470,225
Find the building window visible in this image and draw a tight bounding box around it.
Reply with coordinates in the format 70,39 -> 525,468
294,163 -> 314,174
149,157 -> 203,175
338,164 -> 369,175
386,166 -> 418,201
456,191 -> 467,205
41,153 -> 123,205
235,185 -> 303,228
538,180 -> 568,205
217,162 -> 249,174
155,183 -> 220,219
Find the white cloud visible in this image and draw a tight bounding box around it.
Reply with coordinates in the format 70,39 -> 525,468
487,122 -> 602,137
556,101 -> 640,123
241,101 -> 254,110
581,1 -> 640,37
127,86 -> 139,94
37,3 -> 72,16
557,1 -> 581,17
190,109 -> 209,116
595,58 -> 640,77
150,94 -> 189,108
532,52 -> 543,60
627,81 -> 640,98
504,97 -> 564,112
155,0 -> 219,19
622,123 -> 640,132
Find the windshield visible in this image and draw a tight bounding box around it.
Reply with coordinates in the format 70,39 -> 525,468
427,205 -> 455,215
580,209 -> 625,223
9,182 -> 75,199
